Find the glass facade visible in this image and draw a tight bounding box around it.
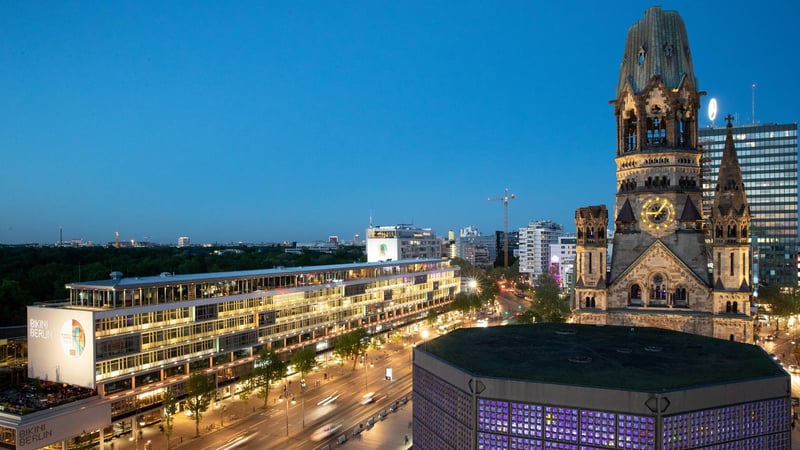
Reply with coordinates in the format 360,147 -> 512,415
61,259 -> 458,420
416,396 -> 789,450
699,123 -> 798,287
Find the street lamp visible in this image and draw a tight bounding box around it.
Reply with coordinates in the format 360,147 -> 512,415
364,352 -> 368,392
280,395 -> 296,436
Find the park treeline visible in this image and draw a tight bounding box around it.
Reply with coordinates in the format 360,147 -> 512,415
0,245 -> 366,327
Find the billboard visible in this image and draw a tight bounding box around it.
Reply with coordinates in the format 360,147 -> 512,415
17,399 -> 110,449
27,306 -> 96,388
367,238 -> 399,262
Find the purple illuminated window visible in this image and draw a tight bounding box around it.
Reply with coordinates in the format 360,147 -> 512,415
478,432 -> 508,449
478,399 -> 509,434
580,410 -> 616,447
543,406 -> 579,443
511,402 -> 543,437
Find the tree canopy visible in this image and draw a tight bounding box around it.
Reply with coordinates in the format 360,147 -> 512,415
528,269 -> 570,323
334,329 -> 369,370
185,372 -> 216,437
253,347 -> 286,409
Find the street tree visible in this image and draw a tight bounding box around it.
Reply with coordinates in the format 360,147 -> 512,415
757,285 -> 800,329
162,388 -> 178,449
185,373 -> 215,437
529,269 -> 570,323
253,348 -> 286,409
334,328 -> 369,370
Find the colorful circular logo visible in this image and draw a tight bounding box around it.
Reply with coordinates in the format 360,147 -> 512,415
60,319 -> 86,358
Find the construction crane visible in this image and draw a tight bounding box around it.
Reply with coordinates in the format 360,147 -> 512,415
488,188 -> 516,268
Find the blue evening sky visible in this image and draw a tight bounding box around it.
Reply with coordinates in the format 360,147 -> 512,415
1,1 -> 797,245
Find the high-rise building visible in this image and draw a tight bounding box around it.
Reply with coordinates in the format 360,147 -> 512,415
699,123 -> 798,287
494,230 -> 519,267
365,225 -> 441,262
518,221 -> 563,283
455,226 -> 496,269
177,236 -> 190,247
572,6 -> 753,342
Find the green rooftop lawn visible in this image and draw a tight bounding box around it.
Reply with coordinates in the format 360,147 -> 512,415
420,323 -> 785,391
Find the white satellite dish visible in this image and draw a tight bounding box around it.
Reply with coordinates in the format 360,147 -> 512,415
708,98 -> 718,123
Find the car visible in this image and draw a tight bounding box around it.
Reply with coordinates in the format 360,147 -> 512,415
764,334 -> 775,342
317,391 -> 341,406
310,423 -> 342,441
359,392 -> 377,405
789,365 -> 800,374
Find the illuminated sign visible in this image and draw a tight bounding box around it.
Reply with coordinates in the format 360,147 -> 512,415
708,98 -> 718,122
27,306 -> 95,388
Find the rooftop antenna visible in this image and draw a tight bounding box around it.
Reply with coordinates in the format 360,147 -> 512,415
751,83 -> 756,124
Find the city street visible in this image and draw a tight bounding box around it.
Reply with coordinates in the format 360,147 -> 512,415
103,334 -> 422,450
757,323 -> 800,447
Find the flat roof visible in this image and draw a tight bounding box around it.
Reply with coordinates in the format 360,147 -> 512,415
65,258 -> 448,290
419,323 -> 785,391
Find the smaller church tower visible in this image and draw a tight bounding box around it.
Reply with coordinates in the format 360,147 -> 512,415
574,206 -> 608,311
710,116 -> 753,339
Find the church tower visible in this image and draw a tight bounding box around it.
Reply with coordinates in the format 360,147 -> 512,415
709,116 -> 753,338
572,7 -> 752,342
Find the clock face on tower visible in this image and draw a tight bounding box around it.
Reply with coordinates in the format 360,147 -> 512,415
641,197 -> 675,230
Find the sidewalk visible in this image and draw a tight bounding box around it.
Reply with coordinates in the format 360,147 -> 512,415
317,398 -> 413,450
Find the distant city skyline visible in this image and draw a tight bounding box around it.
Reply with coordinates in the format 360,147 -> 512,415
1,1 -> 797,245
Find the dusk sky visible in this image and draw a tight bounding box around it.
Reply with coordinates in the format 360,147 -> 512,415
1,1 -> 798,245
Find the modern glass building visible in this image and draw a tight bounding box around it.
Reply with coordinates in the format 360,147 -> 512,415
699,123 -> 799,287
15,258 -> 458,449
413,324 -> 791,450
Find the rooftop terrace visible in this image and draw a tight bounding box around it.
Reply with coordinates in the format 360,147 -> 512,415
420,323 -> 785,391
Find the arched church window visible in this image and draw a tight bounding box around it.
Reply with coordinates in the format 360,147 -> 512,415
650,274 -> 667,304
727,225 -> 737,238
638,47 -> 645,65
673,287 -> 687,307
678,118 -> 692,148
732,301 -> 738,313
646,115 -> 666,147
585,297 -> 591,308
590,297 -> 596,308
715,226 -> 723,238
624,114 -> 637,152
726,301 -> 732,313
630,284 -> 642,306
742,226 -> 748,238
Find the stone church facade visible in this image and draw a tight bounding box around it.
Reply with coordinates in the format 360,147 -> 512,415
572,7 -> 753,342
